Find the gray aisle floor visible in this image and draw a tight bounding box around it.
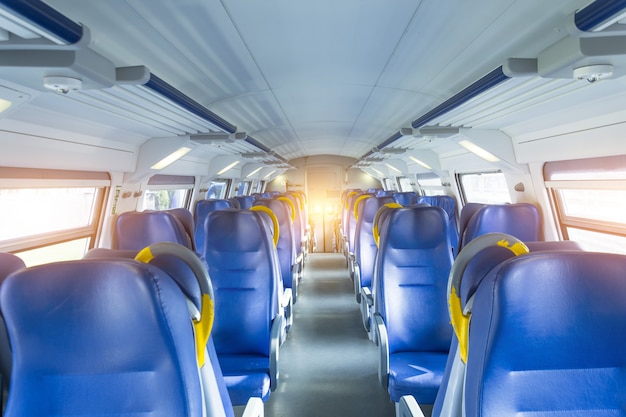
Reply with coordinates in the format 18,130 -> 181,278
261,253 -> 396,417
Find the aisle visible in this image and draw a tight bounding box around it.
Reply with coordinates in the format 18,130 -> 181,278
263,253 -> 395,417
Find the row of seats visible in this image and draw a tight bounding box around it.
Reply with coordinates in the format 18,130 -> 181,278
110,191 -> 311,407
403,233 -> 626,417
353,196 -> 626,417
0,190 -> 312,413
0,245 -> 263,417
337,189 -> 549,412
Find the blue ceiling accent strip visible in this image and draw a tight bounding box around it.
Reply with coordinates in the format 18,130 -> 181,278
376,131 -> 404,151
245,135 -> 272,154
575,0 -> 626,31
0,0 -> 82,44
411,67 -> 509,129
357,131 -> 402,161
0,0 -> 285,159
144,74 -> 237,134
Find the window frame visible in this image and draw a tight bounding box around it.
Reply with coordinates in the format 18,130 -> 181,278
0,168 -> 109,258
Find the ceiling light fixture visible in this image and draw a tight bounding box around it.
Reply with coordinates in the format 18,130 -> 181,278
150,146 -> 192,170
217,160 -> 240,175
263,170 -> 277,179
385,163 -> 402,173
409,156 -> 432,170
458,140 -> 500,163
246,166 -> 263,178
0,98 -> 12,113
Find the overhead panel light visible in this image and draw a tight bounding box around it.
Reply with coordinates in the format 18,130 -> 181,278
150,146 -> 192,170
0,98 -> 11,113
458,140 -> 500,163
246,166 -> 263,178
385,163 -> 402,174
371,168 -> 384,176
409,156 -> 432,170
217,160 -> 240,175
264,170 -> 277,179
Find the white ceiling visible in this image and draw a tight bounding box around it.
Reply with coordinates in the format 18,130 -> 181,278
3,0 -> 616,164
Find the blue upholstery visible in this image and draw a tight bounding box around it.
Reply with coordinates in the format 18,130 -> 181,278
392,191 -> 418,206
461,203 -> 541,248
464,251 -> 626,416
373,206 -> 453,404
230,195 -> 256,209
193,199 -> 234,252
114,210 -> 192,250
201,209 -> 281,405
284,192 -> 307,261
167,208 -> 196,250
457,203 -> 485,250
0,259 -> 203,417
254,198 -> 299,303
354,196 -> 394,298
418,195 -> 459,257
0,253 -> 25,402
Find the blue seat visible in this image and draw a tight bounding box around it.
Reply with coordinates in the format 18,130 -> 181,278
230,195 -> 256,209
461,203 -> 540,249
425,236 -> 584,417
283,192 -> 307,267
392,191 -> 418,206
114,210 -> 192,250
373,206 -> 453,405
193,199 -> 234,252
418,195 -> 459,257
0,253 -> 25,404
200,209 -> 282,405
166,208 -> 196,249
0,258 -> 204,417
353,196 -> 393,334
344,191 -> 368,278
254,198 -> 300,304
457,203 -> 485,253
464,251 -> 626,416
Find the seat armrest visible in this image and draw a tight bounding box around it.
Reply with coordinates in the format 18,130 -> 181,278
360,286 -> 374,334
270,314 -> 283,391
397,396 -> 425,417
353,262 -> 362,303
241,397 -> 264,417
373,313 -> 389,389
362,286 -> 373,306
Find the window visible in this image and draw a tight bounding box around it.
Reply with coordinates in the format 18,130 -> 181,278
382,178 -> 396,191
396,177 -> 414,192
233,180 -> 251,196
206,180 -> 229,199
545,155 -> 626,254
458,171 -> 511,204
416,174 -> 444,196
142,175 -> 193,211
0,168 -> 109,266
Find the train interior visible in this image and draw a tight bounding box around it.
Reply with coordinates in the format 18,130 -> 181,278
1,0 -> 626,416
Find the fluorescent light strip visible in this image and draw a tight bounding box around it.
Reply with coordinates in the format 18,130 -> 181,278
150,146 -> 192,170
409,156 -> 432,170
0,98 -> 12,113
385,163 -> 402,174
458,140 -> 500,162
217,160 -> 240,175
263,170 -> 276,179
371,168 -> 384,176
246,166 -> 263,178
